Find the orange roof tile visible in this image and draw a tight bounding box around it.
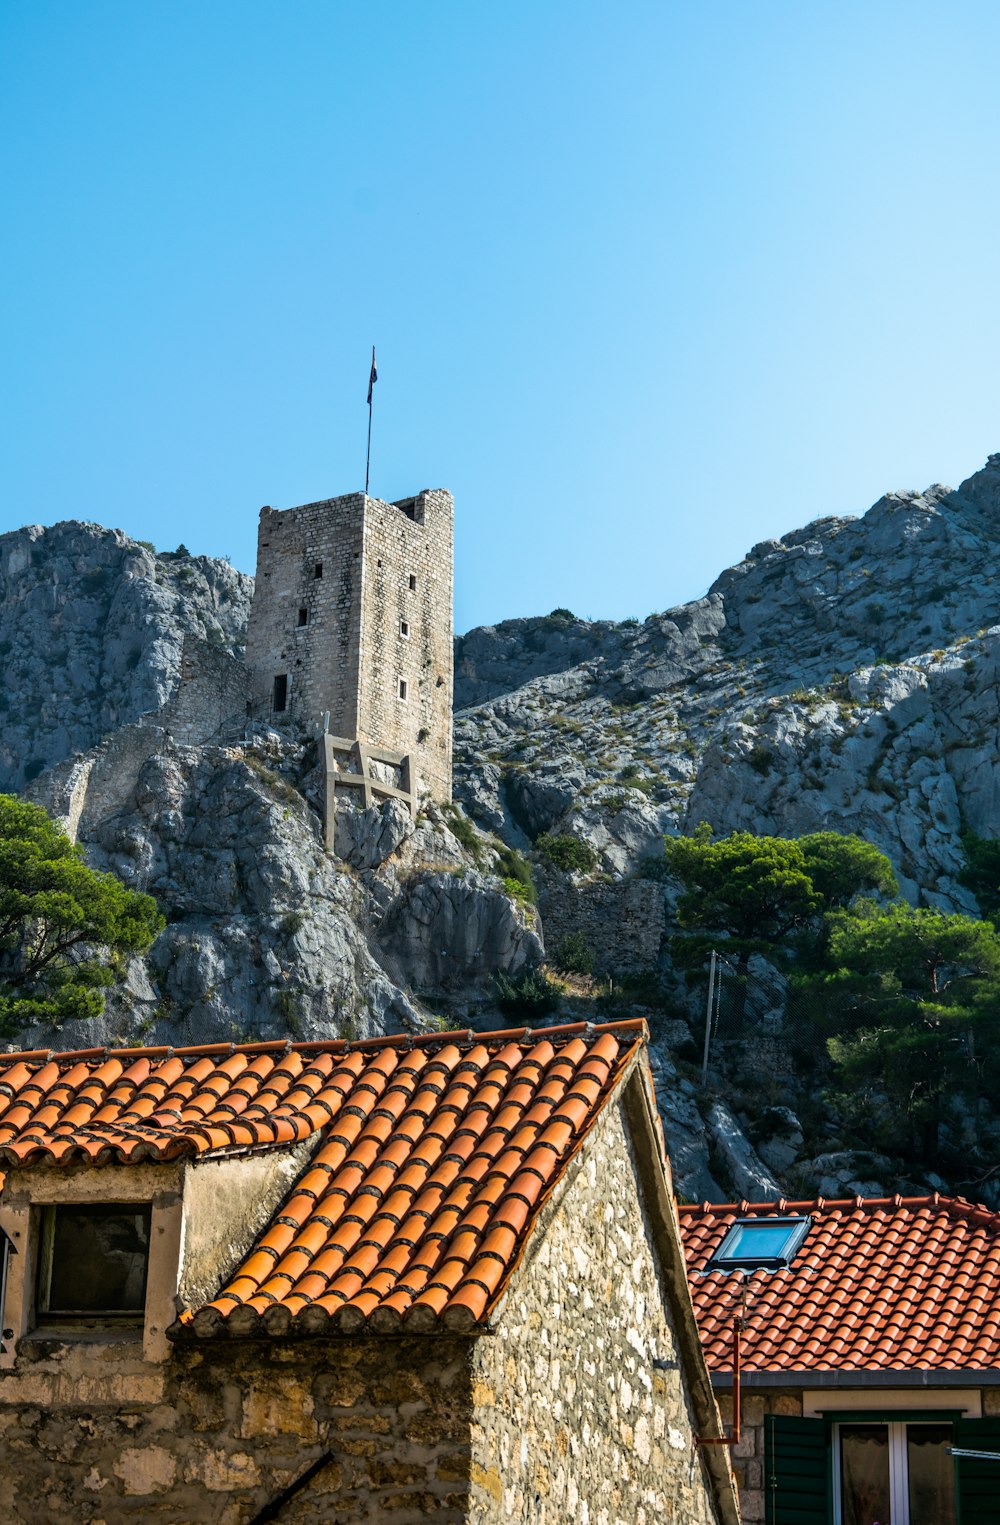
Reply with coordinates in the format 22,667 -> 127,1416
0,1020 -> 646,1333
679,1195 -> 1000,1373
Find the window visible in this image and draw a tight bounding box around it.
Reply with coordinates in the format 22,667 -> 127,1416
835,1422 -> 955,1525
297,608 -> 308,627
408,574 -> 417,591
709,1216 -> 811,1271
766,1414 -> 987,1525
273,674 -> 288,712
400,620 -> 409,639
398,679 -> 408,701
36,1204 -> 150,1321
314,563 -> 323,579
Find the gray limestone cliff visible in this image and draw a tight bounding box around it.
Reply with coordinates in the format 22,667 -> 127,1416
0,522 -> 252,790
0,518 -> 539,1057
453,456 -> 1000,911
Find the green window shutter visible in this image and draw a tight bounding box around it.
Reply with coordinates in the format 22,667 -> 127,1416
765,1414 -> 829,1525
955,1416 -> 1000,1525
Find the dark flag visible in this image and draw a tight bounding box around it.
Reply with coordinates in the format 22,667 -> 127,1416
367,347 -> 378,406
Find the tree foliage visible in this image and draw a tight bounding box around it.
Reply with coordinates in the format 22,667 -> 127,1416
534,832 -> 598,876
958,828 -> 1000,922
660,824 -> 1000,1167
804,900 -> 1000,1159
662,825 -> 898,969
0,796 -> 164,1030
551,930 -> 595,976
492,965 -> 562,1019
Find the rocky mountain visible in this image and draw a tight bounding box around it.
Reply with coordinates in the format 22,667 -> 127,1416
453,457 -> 1000,907
6,452 -> 1000,1203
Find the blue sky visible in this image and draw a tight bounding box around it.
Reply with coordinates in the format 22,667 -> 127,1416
4,2 -> 1000,633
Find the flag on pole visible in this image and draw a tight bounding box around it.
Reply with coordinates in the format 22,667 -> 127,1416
367,347 -> 378,405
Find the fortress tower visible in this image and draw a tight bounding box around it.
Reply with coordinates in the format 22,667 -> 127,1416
244,489 -> 454,804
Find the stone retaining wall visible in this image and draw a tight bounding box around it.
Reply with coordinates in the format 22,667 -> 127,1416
157,634 -> 248,744
538,872 -> 666,975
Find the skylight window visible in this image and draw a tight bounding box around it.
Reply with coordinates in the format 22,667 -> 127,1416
708,1216 -> 811,1271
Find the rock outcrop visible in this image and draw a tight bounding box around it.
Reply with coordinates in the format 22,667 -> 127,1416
0,522 -> 251,790
22,725 -> 541,1055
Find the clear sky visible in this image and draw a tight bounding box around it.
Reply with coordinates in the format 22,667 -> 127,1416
4,2 -> 1000,634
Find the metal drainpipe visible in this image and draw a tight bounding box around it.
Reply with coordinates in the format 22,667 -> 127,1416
696,1313 -> 746,1448
245,1450 -> 339,1525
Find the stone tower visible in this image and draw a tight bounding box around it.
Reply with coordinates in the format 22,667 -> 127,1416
244,489 -> 454,804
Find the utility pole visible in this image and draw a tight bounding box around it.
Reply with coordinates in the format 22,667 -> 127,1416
701,949 -> 717,1086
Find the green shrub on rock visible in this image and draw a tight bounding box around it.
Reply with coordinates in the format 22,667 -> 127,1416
534,832 -> 597,875
551,931 -> 595,975
494,845 -> 535,904
492,966 -> 562,1019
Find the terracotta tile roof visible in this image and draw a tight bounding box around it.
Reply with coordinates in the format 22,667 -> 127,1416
0,1020 -> 645,1333
679,1195 -> 1000,1373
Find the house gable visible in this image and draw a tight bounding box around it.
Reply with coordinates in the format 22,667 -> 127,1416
472,1061 -> 739,1525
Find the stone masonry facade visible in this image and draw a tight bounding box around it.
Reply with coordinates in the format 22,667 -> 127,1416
244,490 -> 454,803
157,635 -> 248,746
0,1331 -> 474,1524
0,1089 -> 729,1524
470,1094 -> 723,1525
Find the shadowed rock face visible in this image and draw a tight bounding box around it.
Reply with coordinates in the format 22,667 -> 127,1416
0,521 -> 252,791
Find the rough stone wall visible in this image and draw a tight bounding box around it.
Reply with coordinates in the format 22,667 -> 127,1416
538,873 -> 666,974
470,1093 -> 723,1525
359,491 -> 453,803
26,722 -> 169,846
244,490 -> 453,802
245,494 -> 365,736
0,1336 -> 475,1523
157,634 -> 248,744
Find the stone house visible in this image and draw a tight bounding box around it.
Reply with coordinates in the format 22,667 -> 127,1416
679,1193 -> 1000,1524
0,1019 -> 739,1524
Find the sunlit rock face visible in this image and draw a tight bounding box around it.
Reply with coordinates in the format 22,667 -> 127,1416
0,522 -> 252,791
454,455 -> 1000,910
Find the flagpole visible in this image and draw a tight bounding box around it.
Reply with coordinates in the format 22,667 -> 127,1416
365,396 -> 372,496
365,345 -> 376,496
